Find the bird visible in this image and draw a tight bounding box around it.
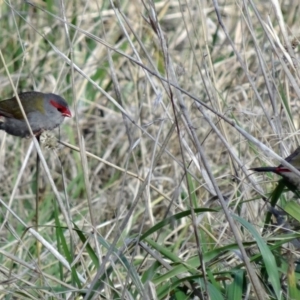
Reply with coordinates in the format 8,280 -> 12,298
250,147 -> 300,189
0,91 -> 71,138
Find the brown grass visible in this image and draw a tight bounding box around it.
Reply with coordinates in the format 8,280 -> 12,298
1,0 -> 300,299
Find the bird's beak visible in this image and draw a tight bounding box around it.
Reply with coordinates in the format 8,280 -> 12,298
63,108 -> 72,118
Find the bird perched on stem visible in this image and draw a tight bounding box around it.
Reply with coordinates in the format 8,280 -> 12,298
250,147 -> 300,189
0,91 -> 71,138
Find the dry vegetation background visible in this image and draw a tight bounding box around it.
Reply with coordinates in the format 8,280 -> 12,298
0,0 -> 300,299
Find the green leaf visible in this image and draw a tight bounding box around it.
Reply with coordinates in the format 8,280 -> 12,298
227,269 -> 244,300
283,201 -> 300,223
140,208 -> 217,240
232,214 -> 281,299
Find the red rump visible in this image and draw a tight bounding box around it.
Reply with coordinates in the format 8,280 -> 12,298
50,100 -> 71,117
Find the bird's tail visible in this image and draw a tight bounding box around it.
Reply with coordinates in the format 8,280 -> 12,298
250,167 -> 277,173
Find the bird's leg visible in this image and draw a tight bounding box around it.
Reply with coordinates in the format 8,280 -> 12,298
34,129 -> 44,137
24,129 -> 44,139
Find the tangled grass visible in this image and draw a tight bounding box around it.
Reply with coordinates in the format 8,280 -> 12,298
1,0 -> 300,299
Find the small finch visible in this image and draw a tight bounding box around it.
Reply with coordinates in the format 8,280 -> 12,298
0,91 -> 71,138
250,147 -> 300,189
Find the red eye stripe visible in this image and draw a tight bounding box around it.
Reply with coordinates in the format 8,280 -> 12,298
50,100 -> 72,117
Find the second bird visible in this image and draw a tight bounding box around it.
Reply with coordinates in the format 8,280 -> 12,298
251,147 -> 300,189
0,91 -> 71,138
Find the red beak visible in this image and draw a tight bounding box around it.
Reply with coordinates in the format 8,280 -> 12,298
63,108 -> 72,118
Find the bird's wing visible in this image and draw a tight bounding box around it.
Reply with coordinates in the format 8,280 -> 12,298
279,146 -> 300,168
0,97 -> 22,118
0,93 -> 44,119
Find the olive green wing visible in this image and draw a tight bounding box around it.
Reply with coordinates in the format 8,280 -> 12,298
0,93 -> 45,119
